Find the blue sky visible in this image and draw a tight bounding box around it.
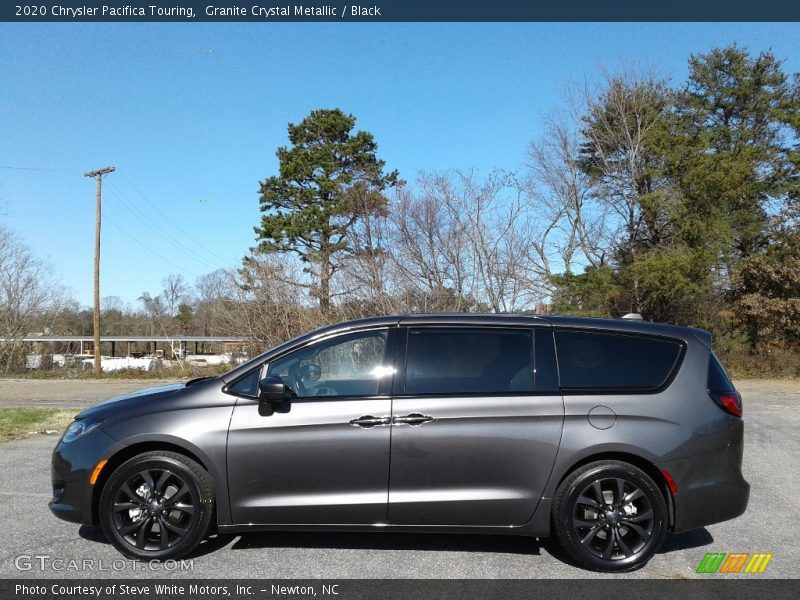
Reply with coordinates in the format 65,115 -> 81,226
1,22 -> 798,307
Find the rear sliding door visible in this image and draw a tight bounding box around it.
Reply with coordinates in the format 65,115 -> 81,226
387,326 -> 564,526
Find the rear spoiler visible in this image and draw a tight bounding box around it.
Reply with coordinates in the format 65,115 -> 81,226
691,327 -> 712,350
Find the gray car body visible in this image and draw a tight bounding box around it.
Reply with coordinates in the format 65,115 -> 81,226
50,314 -> 749,538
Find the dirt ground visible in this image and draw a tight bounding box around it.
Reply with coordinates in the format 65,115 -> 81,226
0,378 -> 180,408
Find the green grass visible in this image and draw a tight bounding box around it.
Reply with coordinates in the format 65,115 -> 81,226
0,408 -> 79,443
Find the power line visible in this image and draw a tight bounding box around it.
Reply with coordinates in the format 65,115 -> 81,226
105,216 -> 201,278
106,180 -> 222,271
106,182 -> 221,272
3,209 -> 94,218
0,165 -> 83,173
118,170 -> 232,264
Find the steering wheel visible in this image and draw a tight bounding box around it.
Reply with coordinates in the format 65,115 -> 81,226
285,363 -> 306,397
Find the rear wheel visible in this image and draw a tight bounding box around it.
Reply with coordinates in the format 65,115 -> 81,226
552,460 -> 668,572
99,451 -> 214,560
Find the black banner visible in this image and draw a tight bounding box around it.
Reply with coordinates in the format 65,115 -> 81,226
2,0 -> 800,22
3,580 -> 800,600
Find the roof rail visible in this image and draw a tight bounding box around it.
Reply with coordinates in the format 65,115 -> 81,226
621,313 -> 644,320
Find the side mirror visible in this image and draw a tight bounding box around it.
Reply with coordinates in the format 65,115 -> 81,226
259,376 -> 288,404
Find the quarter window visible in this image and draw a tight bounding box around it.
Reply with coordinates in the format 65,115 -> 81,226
708,352 -> 735,392
227,367 -> 262,398
554,330 -> 683,392
404,328 -> 534,395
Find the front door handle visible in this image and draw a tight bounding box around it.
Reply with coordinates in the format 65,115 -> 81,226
349,415 -> 391,428
393,413 -> 434,426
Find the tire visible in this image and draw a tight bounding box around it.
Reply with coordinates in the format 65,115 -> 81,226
99,451 -> 214,560
551,460 -> 668,572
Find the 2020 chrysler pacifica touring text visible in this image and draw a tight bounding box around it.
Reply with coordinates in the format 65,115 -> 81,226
50,314 -> 749,571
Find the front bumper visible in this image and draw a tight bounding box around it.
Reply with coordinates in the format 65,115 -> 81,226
49,428 -> 123,526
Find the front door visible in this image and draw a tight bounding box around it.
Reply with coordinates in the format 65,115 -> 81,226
388,326 -> 564,526
227,328 -> 395,525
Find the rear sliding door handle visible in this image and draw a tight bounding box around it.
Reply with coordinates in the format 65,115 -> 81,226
349,415 -> 391,428
393,413 -> 434,426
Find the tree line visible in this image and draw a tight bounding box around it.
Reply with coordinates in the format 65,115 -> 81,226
1,44 -> 798,373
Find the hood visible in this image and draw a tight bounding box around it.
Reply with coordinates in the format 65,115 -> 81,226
77,379 -> 213,420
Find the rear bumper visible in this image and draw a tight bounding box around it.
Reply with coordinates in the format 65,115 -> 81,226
661,432 -> 749,533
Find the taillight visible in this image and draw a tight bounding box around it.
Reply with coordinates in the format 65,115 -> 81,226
710,391 -> 742,417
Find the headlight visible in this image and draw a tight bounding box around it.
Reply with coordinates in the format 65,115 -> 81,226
61,419 -> 102,443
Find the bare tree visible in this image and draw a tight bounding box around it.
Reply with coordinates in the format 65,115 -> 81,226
442,169 -> 546,312
526,116 -> 611,276
335,184 -> 400,318
138,292 -> 165,336
101,295 -> 128,313
388,181 -> 474,311
386,170 -> 551,313
217,255 -> 321,353
161,273 -> 188,317
194,269 -> 231,336
0,227 -> 65,372
578,69 -> 672,252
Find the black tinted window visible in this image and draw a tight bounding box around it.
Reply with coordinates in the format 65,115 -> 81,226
555,330 -> 683,392
534,328 -> 559,393
228,368 -> 261,398
708,352 -> 735,392
405,328 -> 533,395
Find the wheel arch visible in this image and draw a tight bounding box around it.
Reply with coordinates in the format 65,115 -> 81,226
551,451 -> 675,530
90,441 -> 211,527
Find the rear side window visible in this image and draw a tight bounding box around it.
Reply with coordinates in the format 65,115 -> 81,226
554,330 -> 684,392
404,328 -> 533,394
708,352 -> 735,392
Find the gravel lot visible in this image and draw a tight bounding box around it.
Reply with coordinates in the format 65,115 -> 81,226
0,378 -> 796,579
0,378 -> 179,409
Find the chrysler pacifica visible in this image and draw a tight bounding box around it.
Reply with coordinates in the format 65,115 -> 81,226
50,314 -> 749,571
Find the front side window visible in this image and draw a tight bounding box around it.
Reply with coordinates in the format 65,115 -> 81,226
267,329 -> 389,398
404,328 -> 534,395
555,330 -> 684,392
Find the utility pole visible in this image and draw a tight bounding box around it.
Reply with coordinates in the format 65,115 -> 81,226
84,166 -> 115,377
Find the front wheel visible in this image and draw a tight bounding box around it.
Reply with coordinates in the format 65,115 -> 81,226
552,460 -> 668,572
99,451 -> 214,560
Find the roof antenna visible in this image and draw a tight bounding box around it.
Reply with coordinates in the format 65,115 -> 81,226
621,313 -> 644,320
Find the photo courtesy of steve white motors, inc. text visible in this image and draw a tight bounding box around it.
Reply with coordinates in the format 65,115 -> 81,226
35,4 -> 383,19
15,584 -> 339,597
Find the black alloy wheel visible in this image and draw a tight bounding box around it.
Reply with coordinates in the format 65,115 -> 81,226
552,460 -> 668,572
99,451 -> 214,560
